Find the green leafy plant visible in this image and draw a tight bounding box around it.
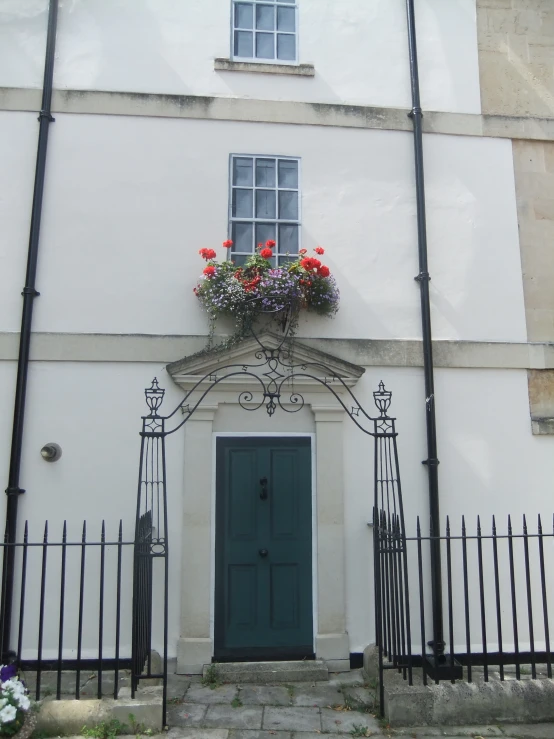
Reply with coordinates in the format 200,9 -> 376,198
350,724 -> 372,737
231,696 -> 242,709
81,719 -> 129,739
128,714 -> 153,736
201,665 -> 222,690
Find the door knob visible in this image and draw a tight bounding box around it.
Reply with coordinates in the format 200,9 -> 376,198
259,549 -> 268,557
259,477 -> 268,500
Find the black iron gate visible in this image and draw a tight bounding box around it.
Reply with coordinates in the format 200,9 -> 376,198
132,317 -> 407,725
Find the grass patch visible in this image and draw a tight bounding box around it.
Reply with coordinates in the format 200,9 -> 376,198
201,665 -> 222,690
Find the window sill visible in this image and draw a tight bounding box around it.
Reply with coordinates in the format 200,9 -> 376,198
531,417 -> 554,435
214,58 -> 315,77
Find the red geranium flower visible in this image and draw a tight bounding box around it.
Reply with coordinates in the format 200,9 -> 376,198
314,246 -> 325,255
199,248 -> 217,261
257,242 -> 263,250
266,240 -> 276,248
260,248 -> 273,259
222,239 -> 233,248
203,265 -> 216,277
300,257 -> 321,272
319,265 -> 330,278
298,248 -> 307,255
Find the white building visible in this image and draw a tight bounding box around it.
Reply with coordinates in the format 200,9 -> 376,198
1,0 -> 554,675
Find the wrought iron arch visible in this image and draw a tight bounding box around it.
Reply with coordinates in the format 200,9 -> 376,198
131,314 -> 412,722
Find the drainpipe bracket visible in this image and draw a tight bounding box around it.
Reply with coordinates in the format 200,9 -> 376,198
422,458 -> 440,467
4,487 -> 25,497
21,287 -> 40,297
414,271 -> 431,283
38,111 -> 55,122
408,107 -> 423,119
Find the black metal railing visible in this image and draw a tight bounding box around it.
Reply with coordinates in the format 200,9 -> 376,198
0,520 -> 134,700
131,511 -> 153,691
375,512 -> 554,711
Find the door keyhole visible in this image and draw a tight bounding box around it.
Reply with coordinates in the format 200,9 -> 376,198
259,477 -> 268,500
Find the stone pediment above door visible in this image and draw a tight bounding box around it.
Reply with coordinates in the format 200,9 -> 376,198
166,331 -> 365,398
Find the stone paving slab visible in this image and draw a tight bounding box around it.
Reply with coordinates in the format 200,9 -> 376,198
166,675 -> 191,700
321,707 -> 381,734
229,732 -> 292,739
342,685 -> 375,706
263,706 -> 321,732
167,702 -> 208,727
291,734 -> 345,739
204,705 -> 264,730
186,684 -> 239,704
327,669 -> 365,686
390,727 -> 503,737
292,684 -> 344,707
498,726 -> 554,738
168,731 -> 229,739
239,685 -> 291,706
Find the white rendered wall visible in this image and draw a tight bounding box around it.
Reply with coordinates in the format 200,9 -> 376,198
10,361 -> 185,659
0,112 -> 38,332
344,366 -> 554,652
0,0 -> 481,114
6,113 -> 524,342
1,358 -> 553,655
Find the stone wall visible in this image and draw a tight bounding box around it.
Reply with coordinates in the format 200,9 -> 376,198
477,0 -> 554,117
512,139 -> 554,431
512,140 -> 554,342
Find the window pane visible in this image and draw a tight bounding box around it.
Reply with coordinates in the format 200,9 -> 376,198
256,190 -> 276,218
233,158 -> 253,186
278,255 -> 295,267
233,189 -> 253,218
277,33 -> 295,60
256,32 -> 274,59
277,0 -> 295,3
234,3 -> 253,29
232,223 -> 253,252
256,158 -> 276,187
256,223 -> 276,247
234,30 -> 253,57
278,224 -> 299,254
279,191 -> 298,220
278,159 -> 298,188
256,4 -> 274,30
277,6 -> 295,31
231,254 -> 250,267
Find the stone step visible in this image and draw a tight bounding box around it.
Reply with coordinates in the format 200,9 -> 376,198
205,660 -> 329,684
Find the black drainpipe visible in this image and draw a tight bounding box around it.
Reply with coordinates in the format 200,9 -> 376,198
0,0 -> 59,659
404,0 -> 445,667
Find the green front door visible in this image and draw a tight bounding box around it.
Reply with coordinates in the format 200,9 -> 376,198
215,437 -> 313,660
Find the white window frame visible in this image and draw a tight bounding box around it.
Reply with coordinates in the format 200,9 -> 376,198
227,154 -> 302,267
231,0 -> 299,65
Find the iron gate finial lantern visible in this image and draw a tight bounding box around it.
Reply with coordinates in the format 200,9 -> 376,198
145,377 -> 165,415
373,380 -> 392,417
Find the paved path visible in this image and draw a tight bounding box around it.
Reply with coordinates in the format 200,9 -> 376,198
163,669 -> 554,739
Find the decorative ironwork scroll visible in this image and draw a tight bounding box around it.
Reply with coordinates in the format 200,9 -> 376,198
132,311 -> 409,725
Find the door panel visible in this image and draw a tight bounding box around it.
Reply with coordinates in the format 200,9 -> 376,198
215,437 -> 313,660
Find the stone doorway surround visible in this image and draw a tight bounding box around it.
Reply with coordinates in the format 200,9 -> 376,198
166,333 -> 365,674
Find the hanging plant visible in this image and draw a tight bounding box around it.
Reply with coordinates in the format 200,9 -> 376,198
194,240 -> 340,347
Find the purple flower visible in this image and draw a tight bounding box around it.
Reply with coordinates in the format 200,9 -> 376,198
1,664 -> 17,682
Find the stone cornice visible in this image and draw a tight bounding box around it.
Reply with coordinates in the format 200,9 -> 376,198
0,332 -> 553,370
2,87 -> 554,142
